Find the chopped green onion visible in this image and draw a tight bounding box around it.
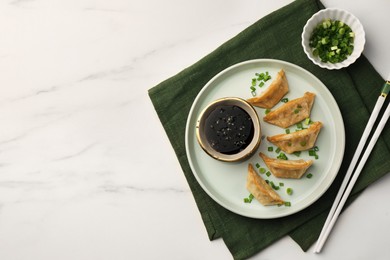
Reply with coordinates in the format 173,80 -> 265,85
294,108 -> 300,114
309,19 -> 355,63
250,71 -> 272,95
281,98 -> 289,103
313,146 -> 319,151
266,171 -> 271,177
308,148 -> 319,160
251,78 -> 257,86
293,151 -> 301,157
277,153 -> 288,160
296,122 -> 303,129
279,182 -> 284,187
275,147 -> 281,153
259,168 -> 266,174
268,181 -> 279,190
265,109 -> 271,114
306,173 -> 313,179
304,118 -> 312,125
268,146 -> 273,152
284,201 -> 291,207
244,193 -> 254,203
285,129 -> 290,134
287,188 -> 293,195
255,163 -> 260,168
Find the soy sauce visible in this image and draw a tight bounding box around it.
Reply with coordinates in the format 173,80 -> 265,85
204,105 -> 254,155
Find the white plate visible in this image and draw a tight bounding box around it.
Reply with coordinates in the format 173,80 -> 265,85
185,59 -> 345,219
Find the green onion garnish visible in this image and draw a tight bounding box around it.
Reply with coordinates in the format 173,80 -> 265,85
279,182 -> 284,187
286,188 -> 293,195
255,163 -> 260,168
285,129 -> 290,134
293,151 -> 301,157
296,122 -> 303,129
284,201 -> 291,207
281,98 -> 289,103
277,153 -> 288,160
265,109 -> 271,114
304,118 -> 312,125
306,173 -> 313,179
259,168 -> 266,174
308,146 -> 319,159
275,147 -> 281,154
266,171 -> 271,177
244,193 -> 254,203
269,181 -> 279,190
268,146 -> 273,152
251,78 -> 257,86
250,71 -> 272,95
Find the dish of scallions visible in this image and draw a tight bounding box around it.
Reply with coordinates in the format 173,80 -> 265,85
309,19 -> 354,63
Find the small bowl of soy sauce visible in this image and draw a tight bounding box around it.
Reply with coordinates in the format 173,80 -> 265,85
196,97 -> 261,162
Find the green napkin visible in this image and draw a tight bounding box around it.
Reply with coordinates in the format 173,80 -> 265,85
148,0 -> 390,259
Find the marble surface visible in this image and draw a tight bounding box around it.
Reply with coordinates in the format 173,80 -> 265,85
0,0 -> 389,259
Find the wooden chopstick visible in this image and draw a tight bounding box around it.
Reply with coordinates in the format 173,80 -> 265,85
314,76 -> 390,253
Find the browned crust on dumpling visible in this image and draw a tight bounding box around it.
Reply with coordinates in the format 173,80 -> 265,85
263,92 -> 316,128
267,121 -> 323,154
246,163 -> 284,206
247,69 -> 289,109
259,152 -> 313,179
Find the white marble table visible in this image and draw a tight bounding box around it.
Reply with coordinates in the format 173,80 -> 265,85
0,0 -> 389,259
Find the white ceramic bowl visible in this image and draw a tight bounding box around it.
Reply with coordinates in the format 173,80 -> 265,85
302,8 -> 365,70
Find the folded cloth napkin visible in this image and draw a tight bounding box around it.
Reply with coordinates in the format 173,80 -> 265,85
148,0 -> 390,259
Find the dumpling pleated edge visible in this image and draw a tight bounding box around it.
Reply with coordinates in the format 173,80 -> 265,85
259,152 -> 313,179
246,163 -> 284,206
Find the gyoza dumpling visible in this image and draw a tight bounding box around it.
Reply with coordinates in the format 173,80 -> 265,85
259,152 -> 313,179
247,69 -> 289,109
264,92 -> 316,128
267,121 -> 323,154
246,163 -> 284,206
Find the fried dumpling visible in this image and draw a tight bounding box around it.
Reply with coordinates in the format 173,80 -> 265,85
247,69 -> 289,109
267,121 -> 323,154
246,163 -> 284,206
264,92 -> 316,128
259,152 -> 313,179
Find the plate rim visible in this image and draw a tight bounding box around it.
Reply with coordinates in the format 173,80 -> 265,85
185,58 -> 345,219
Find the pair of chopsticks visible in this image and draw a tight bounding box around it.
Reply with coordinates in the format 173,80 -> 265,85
314,73 -> 390,253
